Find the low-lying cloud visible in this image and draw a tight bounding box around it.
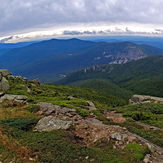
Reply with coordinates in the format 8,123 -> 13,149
1,27 -> 163,43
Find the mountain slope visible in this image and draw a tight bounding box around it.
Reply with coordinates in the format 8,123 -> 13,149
56,55 -> 163,97
0,38 -> 163,83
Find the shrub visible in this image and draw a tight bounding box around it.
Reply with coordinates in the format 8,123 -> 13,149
26,105 -> 40,113
125,144 -> 150,160
77,109 -> 89,117
0,117 -> 39,131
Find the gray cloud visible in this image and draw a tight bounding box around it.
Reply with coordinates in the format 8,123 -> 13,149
0,0 -> 163,38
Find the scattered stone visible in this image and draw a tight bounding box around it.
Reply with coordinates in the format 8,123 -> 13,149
104,111 -> 126,123
85,156 -> 89,159
33,116 -> 73,132
68,96 -> 76,100
85,118 -> 103,126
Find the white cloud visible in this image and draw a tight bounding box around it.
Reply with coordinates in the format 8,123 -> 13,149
1,25 -> 163,43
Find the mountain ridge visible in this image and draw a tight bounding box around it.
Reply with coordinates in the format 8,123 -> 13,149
55,55 -> 163,98
0,38 -> 163,83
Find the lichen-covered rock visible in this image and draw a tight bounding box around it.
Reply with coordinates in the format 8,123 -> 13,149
110,132 -> 122,141
33,116 -> 73,132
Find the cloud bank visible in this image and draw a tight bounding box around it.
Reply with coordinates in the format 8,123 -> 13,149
1,0 -> 163,42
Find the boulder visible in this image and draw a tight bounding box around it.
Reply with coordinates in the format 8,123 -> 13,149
32,79 -> 42,85
0,77 -> 10,91
33,116 -> 73,132
129,94 -> 163,104
37,102 -> 77,116
0,69 -> 12,91
0,94 -> 28,104
0,72 -> 2,81
0,69 -> 12,77
87,101 -> 97,111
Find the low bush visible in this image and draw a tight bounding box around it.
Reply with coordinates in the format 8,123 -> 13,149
76,109 -> 89,117
0,117 -> 39,131
26,105 -> 40,113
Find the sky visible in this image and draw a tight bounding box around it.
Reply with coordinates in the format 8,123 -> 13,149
1,0 -> 163,43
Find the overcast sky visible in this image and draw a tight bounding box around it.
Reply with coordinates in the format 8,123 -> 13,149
1,0 -> 163,42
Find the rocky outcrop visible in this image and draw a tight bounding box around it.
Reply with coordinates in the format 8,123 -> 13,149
32,78 -> 42,86
36,102 -> 82,122
129,94 -> 163,104
0,69 -> 12,77
74,119 -> 163,163
33,116 -> 73,132
0,93 -> 28,104
0,69 -> 11,91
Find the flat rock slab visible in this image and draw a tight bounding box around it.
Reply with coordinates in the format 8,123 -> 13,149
129,94 -> 163,104
33,116 -> 73,132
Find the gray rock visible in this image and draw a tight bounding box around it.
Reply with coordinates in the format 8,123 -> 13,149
87,101 -> 97,110
37,102 -> 76,116
0,69 -> 12,77
110,132 -> 122,141
146,143 -> 156,153
0,94 -> 28,104
0,92 -> 4,97
32,78 -> 42,85
129,95 -> 163,104
0,77 -> 10,91
0,72 -> 2,81
85,118 -> 103,126
33,116 -> 73,132
143,154 -> 150,163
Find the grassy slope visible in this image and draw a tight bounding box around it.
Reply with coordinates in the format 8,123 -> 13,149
0,77 -> 162,162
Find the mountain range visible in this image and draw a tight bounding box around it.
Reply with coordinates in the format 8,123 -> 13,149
0,38 -> 163,83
